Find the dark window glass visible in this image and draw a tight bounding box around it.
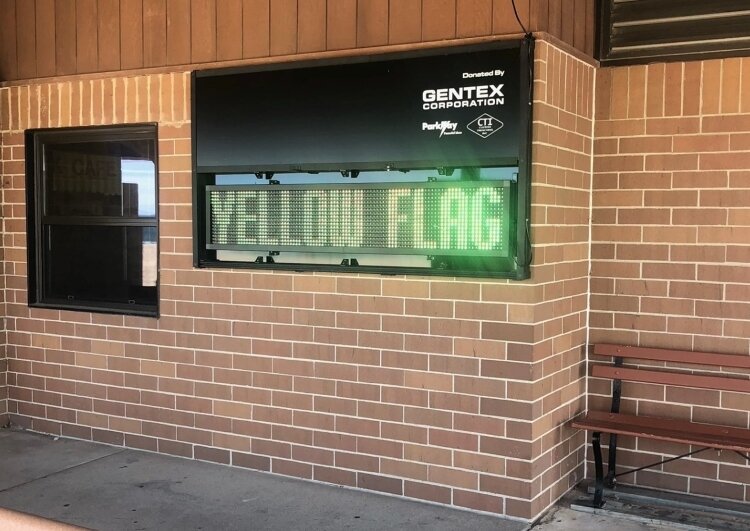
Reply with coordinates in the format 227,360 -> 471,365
43,226 -> 157,305
27,125 -> 158,316
44,140 -> 156,218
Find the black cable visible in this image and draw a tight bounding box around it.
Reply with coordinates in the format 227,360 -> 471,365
525,216 -> 532,267
511,0 -> 530,36
614,447 -> 710,479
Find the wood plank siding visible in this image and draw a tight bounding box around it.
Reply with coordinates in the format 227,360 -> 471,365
0,0 -> 595,82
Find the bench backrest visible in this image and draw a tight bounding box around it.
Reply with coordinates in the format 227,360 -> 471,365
593,344 -> 750,393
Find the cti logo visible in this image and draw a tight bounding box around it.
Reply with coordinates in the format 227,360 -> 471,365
477,116 -> 494,128
467,113 -> 503,138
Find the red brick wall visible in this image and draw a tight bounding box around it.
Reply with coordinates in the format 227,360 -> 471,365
0,37 -> 593,522
0,349 -> 5,423
523,40 -> 593,517
0,126 -> 7,425
591,58 -> 750,502
0,347 -> 6,424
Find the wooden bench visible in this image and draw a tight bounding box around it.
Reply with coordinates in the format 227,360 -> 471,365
572,344 -> 750,507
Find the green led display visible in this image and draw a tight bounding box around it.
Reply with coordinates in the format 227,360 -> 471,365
207,182 -> 510,257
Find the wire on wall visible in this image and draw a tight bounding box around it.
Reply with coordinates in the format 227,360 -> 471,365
511,0 -> 531,37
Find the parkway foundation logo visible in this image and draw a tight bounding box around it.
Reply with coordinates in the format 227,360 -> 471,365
422,120 -> 462,137
467,113 -> 503,138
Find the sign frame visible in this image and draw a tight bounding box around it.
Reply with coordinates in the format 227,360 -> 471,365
192,38 -> 534,279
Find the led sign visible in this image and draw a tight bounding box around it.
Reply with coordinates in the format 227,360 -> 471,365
193,38 -> 534,278
207,182 -> 510,256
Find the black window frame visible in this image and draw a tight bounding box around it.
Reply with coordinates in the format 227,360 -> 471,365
25,124 -> 160,317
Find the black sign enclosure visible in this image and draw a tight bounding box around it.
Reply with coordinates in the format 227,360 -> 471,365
192,38 -> 534,278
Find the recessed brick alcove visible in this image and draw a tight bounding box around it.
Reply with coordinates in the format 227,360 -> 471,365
0,38 -> 594,521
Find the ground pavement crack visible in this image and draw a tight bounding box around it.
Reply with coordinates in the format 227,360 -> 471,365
0,446 -> 128,495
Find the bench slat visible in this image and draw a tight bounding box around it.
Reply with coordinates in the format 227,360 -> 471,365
594,344 -> 750,370
592,365 -> 750,393
572,411 -> 750,453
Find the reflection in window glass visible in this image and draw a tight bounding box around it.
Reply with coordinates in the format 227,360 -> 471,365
215,167 -> 517,186
122,159 -> 157,217
44,139 -> 155,218
45,225 -> 157,303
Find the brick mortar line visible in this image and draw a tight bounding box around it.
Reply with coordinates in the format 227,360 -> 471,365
5,333 -> 531,344
582,447 -> 744,465
8,305 -> 554,318
591,314 -> 750,325
591,259 -> 750,265
7,374 -> 546,401
14,393 -> 541,420
1,126 -> 8,419
533,134 -> 593,147
7,376 -> 552,407
3,311 -> 540,323
587,457 -> 743,482
595,328 -> 750,341
528,440 -> 586,488
8,418 -> 534,448
8,383 -> 546,417
8,411 -> 542,467
6,364 -> 580,384
7,355 -> 547,379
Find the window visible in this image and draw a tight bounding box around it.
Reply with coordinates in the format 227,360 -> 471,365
26,125 -> 159,316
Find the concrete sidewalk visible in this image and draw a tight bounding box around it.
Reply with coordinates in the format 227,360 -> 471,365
0,428 -> 687,530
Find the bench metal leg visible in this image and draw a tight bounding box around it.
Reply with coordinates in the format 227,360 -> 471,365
593,432 -> 605,507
